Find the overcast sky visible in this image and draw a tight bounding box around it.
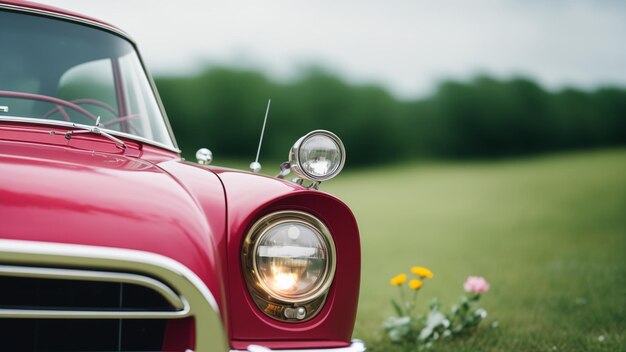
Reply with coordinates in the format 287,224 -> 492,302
38,0 -> 626,98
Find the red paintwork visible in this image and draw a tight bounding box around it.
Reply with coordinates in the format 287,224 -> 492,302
0,122 -> 142,157
0,123 -> 223,292
0,121 -> 362,349
0,1 -> 362,350
214,169 -> 361,349
162,317 -> 195,350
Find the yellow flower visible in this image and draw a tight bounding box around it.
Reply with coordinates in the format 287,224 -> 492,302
389,273 -> 408,286
411,266 -> 434,279
409,279 -> 423,290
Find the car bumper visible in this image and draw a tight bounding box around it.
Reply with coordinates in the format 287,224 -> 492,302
231,340 -> 366,352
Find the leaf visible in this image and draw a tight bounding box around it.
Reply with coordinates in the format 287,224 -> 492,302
383,316 -> 411,329
384,316 -> 412,342
419,326 -> 433,341
419,311 -> 447,340
425,311 -> 447,329
430,298 -> 441,310
391,299 -> 405,317
388,328 -> 403,342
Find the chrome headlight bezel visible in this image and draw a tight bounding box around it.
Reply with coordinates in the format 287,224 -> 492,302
242,211 -> 337,321
289,130 -> 346,182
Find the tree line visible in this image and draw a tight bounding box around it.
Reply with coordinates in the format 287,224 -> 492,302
155,67 -> 626,166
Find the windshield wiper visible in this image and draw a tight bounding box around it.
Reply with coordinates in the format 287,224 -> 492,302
51,116 -> 126,150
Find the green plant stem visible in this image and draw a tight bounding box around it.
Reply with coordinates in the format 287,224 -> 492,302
398,286 -> 407,315
409,289 -> 419,317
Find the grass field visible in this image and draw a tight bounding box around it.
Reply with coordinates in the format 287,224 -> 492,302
320,149 -> 626,351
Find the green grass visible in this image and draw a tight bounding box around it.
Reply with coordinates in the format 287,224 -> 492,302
320,149 -> 626,351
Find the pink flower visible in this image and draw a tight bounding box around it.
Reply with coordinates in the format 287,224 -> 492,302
464,276 -> 490,294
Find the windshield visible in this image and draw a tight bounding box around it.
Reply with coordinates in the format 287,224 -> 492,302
0,9 -> 176,149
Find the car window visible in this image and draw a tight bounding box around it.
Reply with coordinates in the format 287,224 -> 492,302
57,59 -> 118,126
0,9 -> 175,149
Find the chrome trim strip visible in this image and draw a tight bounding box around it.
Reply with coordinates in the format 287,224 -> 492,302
0,116 -> 181,153
231,340 -> 366,352
0,264 -> 186,311
0,239 -> 228,352
0,307 -> 190,319
0,3 -> 134,44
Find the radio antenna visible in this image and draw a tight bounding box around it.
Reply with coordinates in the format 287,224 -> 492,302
250,99 -> 271,173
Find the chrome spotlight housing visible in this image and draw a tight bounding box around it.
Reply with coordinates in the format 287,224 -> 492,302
289,130 -> 345,182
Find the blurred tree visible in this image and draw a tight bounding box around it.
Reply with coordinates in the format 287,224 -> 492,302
155,67 -> 626,166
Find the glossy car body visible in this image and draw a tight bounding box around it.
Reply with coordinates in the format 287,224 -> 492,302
0,1 -> 362,351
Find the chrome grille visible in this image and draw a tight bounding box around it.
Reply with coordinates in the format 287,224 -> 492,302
0,266 -> 181,351
0,318 -> 167,351
0,239 -> 228,352
0,268 -> 177,312
0,265 -> 187,318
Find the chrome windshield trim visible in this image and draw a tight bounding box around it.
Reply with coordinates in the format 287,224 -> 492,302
0,264 -> 186,311
0,116 -> 181,153
0,3 -> 135,44
138,51 -> 182,151
0,239 -> 228,352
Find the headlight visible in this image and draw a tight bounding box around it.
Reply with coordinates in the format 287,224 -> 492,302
242,211 -> 336,321
255,221 -> 329,301
289,130 -> 345,182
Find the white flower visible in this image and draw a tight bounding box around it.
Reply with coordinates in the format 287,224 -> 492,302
475,308 -> 488,319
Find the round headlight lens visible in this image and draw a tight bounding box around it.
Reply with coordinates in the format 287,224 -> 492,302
248,212 -> 336,303
290,130 -> 345,182
255,222 -> 328,300
300,135 -> 342,177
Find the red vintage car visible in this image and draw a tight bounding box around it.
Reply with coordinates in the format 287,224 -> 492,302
0,1 -> 363,351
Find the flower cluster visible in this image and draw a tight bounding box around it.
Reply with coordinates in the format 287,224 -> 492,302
383,268 -> 492,349
464,276 -> 490,293
388,266 -> 434,319
411,266 -> 434,279
390,267 -> 433,288
389,273 -> 408,286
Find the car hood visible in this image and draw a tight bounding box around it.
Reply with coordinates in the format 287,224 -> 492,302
0,140 -> 225,295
